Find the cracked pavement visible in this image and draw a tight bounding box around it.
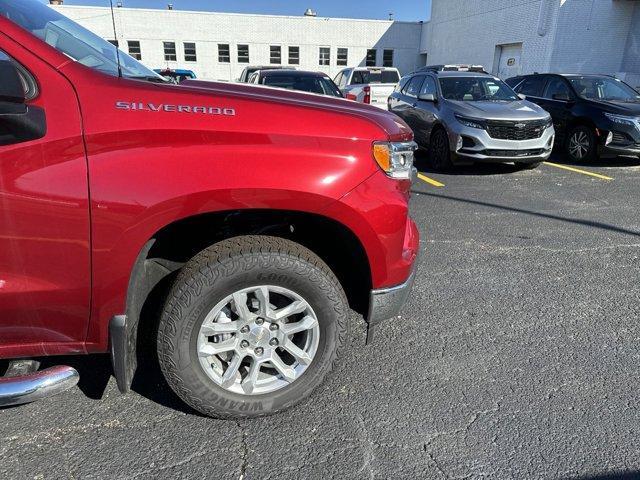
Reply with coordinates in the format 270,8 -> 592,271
1,155 -> 640,479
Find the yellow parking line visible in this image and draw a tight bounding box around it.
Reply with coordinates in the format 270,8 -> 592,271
543,162 -> 613,181
417,173 -> 445,187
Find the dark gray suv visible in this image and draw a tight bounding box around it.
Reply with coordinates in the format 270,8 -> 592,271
388,69 -> 554,170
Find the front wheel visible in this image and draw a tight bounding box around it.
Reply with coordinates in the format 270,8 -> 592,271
429,128 -> 453,170
157,236 -> 349,418
566,125 -> 597,162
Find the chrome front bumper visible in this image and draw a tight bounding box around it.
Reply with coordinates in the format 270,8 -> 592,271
366,255 -> 419,342
0,366 -> 79,407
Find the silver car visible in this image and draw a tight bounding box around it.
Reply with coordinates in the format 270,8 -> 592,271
388,69 -> 555,169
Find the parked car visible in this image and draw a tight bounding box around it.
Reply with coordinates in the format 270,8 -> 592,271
238,65 -> 293,83
153,68 -> 196,84
334,67 -> 401,109
388,69 -> 554,169
0,0 -> 419,419
417,64 -> 488,74
506,73 -> 640,162
248,70 -> 343,98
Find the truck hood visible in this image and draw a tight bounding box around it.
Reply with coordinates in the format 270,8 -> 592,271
446,99 -> 549,121
181,80 -> 413,141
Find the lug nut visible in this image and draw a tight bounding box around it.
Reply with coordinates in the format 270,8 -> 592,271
254,347 -> 264,355
269,323 -> 279,331
269,338 -> 279,347
255,317 -> 264,325
240,340 -> 249,348
240,325 -> 250,333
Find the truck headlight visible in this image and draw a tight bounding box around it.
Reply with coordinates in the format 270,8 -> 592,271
604,112 -> 640,132
372,141 -> 417,180
454,114 -> 484,129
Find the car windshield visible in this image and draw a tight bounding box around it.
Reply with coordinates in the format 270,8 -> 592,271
568,76 -> 640,103
439,77 -> 519,101
262,75 -> 342,97
351,70 -> 400,85
0,0 -> 163,81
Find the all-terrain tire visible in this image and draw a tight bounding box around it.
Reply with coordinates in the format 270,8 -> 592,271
157,235 -> 349,419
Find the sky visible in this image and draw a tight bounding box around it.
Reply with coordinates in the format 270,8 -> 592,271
52,0 -> 432,22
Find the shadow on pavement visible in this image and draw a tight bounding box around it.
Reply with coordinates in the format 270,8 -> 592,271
568,472 -> 640,480
414,191 -> 640,239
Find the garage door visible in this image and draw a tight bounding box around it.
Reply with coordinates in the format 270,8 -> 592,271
497,43 -> 522,79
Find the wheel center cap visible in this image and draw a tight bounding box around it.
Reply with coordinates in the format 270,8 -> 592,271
247,325 -> 271,348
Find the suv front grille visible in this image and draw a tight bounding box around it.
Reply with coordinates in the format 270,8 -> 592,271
486,120 -> 547,141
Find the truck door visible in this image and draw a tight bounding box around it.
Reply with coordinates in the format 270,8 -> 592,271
0,38 -> 90,356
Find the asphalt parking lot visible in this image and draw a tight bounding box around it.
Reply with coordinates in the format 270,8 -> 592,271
2,153 -> 640,480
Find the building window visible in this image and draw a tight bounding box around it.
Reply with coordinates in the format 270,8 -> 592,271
319,47 -> 330,66
288,46 -> 299,65
270,45 -> 282,64
163,41 -> 176,61
128,40 -> 141,60
238,44 -> 250,63
383,49 -> 394,67
337,48 -> 348,66
108,39 -> 119,48
183,42 -> 197,62
366,49 -> 377,67
218,44 -> 230,63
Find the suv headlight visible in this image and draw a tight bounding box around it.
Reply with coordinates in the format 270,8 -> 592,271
604,112 -> 640,132
544,116 -> 553,129
372,141 -> 417,180
454,114 -> 484,129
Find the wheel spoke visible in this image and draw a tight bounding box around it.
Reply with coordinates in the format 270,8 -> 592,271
254,286 -> 272,317
281,315 -> 318,336
221,352 -> 245,388
283,339 -> 313,365
241,359 -> 261,394
200,320 -> 241,336
270,352 -> 297,381
198,338 -> 237,357
232,292 -> 252,320
273,300 -> 307,320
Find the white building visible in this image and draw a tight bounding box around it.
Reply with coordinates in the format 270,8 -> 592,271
420,0 -> 640,87
53,4 -> 425,81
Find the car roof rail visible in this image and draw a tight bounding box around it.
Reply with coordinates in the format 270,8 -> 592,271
415,64 -> 488,74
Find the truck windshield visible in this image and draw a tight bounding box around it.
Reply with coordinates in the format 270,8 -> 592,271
568,76 -> 640,103
439,77 -> 518,102
0,0 -> 163,81
351,70 -> 400,85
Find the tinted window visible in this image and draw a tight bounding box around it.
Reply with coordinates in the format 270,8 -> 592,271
350,70 -> 400,85
569,76 -> 640,102
544,77 -> 571,100
383,49 -> 393,67
288,46 -> 299,65
404,76 -> 425,98
217,44 -> 230,63
262,75 -> 342,97
420,76 -> 437,96
366,49 -> 377,67
337,48 -> 348,66
518,76 -> 546,97
238,44 -> 249,63
439,77 -> 518,101
184,42 -> 196,62
270,46 -> 281,65
395,76 -> 411,93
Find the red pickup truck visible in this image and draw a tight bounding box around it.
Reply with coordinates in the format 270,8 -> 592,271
0,0 -> 419,418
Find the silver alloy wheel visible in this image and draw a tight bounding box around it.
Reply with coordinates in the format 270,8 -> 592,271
197,285 -> 320,395
569,130 -> 590,159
